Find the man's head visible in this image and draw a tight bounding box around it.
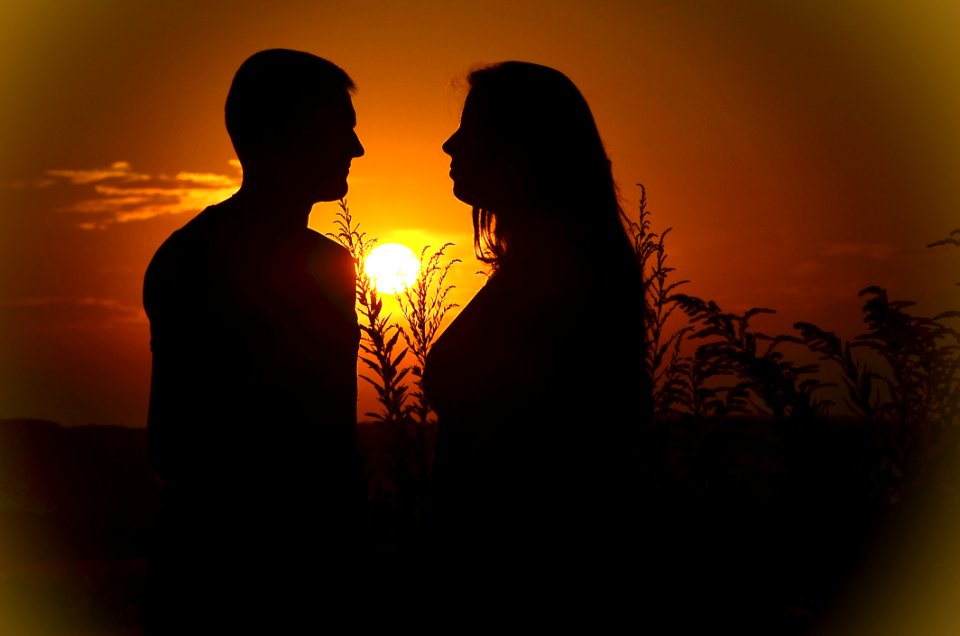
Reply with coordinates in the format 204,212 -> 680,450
225,49 -> 364,203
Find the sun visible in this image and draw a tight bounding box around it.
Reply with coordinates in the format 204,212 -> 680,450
364,243 -> 420,294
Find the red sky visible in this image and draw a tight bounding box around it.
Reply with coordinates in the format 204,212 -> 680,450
1,0 -> 958,428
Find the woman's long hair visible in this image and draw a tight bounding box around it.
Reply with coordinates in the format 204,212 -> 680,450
464,61 -> 636,279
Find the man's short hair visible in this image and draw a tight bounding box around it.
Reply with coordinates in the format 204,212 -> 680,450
225,49 -> 355,164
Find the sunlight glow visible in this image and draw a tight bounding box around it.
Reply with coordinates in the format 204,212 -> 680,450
364,243 -> 420,294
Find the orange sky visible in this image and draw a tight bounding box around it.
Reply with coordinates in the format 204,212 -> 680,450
1,1 -> 958,429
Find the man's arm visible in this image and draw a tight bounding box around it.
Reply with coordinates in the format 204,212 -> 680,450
304,233 -> 361,416
142,232 -> 213,484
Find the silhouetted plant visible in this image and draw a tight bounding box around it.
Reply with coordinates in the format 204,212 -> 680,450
669,295 -> 829,423
330,203 -> 466,555
398,243 -> 461,427
793,321 -> 877,420
329,199 -> 410,425
624,186 -> 957,506
374,243 -> 462,539
622,184 -> 692,417
623,186 -> 827,423
858,287 -> 958,494
792,285 -> 959,503
786,235 -> 958,502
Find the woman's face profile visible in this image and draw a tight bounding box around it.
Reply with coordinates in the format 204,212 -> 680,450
442,90 -> 517,210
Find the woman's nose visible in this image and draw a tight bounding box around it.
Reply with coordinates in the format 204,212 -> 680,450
442,130 -> 459,156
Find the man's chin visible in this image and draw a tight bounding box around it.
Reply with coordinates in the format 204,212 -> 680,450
312,180 -> 350,203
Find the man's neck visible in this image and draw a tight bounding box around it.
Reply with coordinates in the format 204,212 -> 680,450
227,181 -> 313,231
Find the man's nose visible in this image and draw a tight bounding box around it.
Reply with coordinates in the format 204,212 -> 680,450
352,132 -> 364,158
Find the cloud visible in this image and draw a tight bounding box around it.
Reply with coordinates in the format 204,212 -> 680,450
1,177 -> 56,189
45,161 -> 150,185
173,171 -> 240,188
33,161 -> 243,229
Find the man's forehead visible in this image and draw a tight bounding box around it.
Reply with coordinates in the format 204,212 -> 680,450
302,90 -> 355,122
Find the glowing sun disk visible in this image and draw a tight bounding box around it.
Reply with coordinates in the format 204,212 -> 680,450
364,243 -> 420,294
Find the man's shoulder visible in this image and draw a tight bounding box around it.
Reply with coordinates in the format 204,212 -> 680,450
304,228 -> 356,269
144,207 -> 219,287
305,228 -> 351,256
303,229 -> 357,297
154,206 -> 217,249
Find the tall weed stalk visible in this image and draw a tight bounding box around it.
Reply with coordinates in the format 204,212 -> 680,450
622,184 -> 692,418
330,203 -> 463,551
399,243 -> 461,427
386,243 -> 461,536
329,200 -> 410,424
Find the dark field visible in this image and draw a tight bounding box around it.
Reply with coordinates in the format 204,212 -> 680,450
0,416 -> 954,634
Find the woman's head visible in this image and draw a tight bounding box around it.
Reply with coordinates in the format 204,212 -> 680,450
442,61 -> 623,265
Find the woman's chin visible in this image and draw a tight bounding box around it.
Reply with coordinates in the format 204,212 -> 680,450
451,183 -> 481,207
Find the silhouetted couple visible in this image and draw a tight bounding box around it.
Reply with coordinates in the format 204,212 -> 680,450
143,49 -> 647,633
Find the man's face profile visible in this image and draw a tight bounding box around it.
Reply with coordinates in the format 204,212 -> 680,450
276,89 -> 364,205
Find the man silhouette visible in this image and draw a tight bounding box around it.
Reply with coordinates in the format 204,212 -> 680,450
142,49 -> 364,634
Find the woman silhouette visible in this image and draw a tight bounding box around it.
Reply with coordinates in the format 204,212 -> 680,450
422,61 -> 649,617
